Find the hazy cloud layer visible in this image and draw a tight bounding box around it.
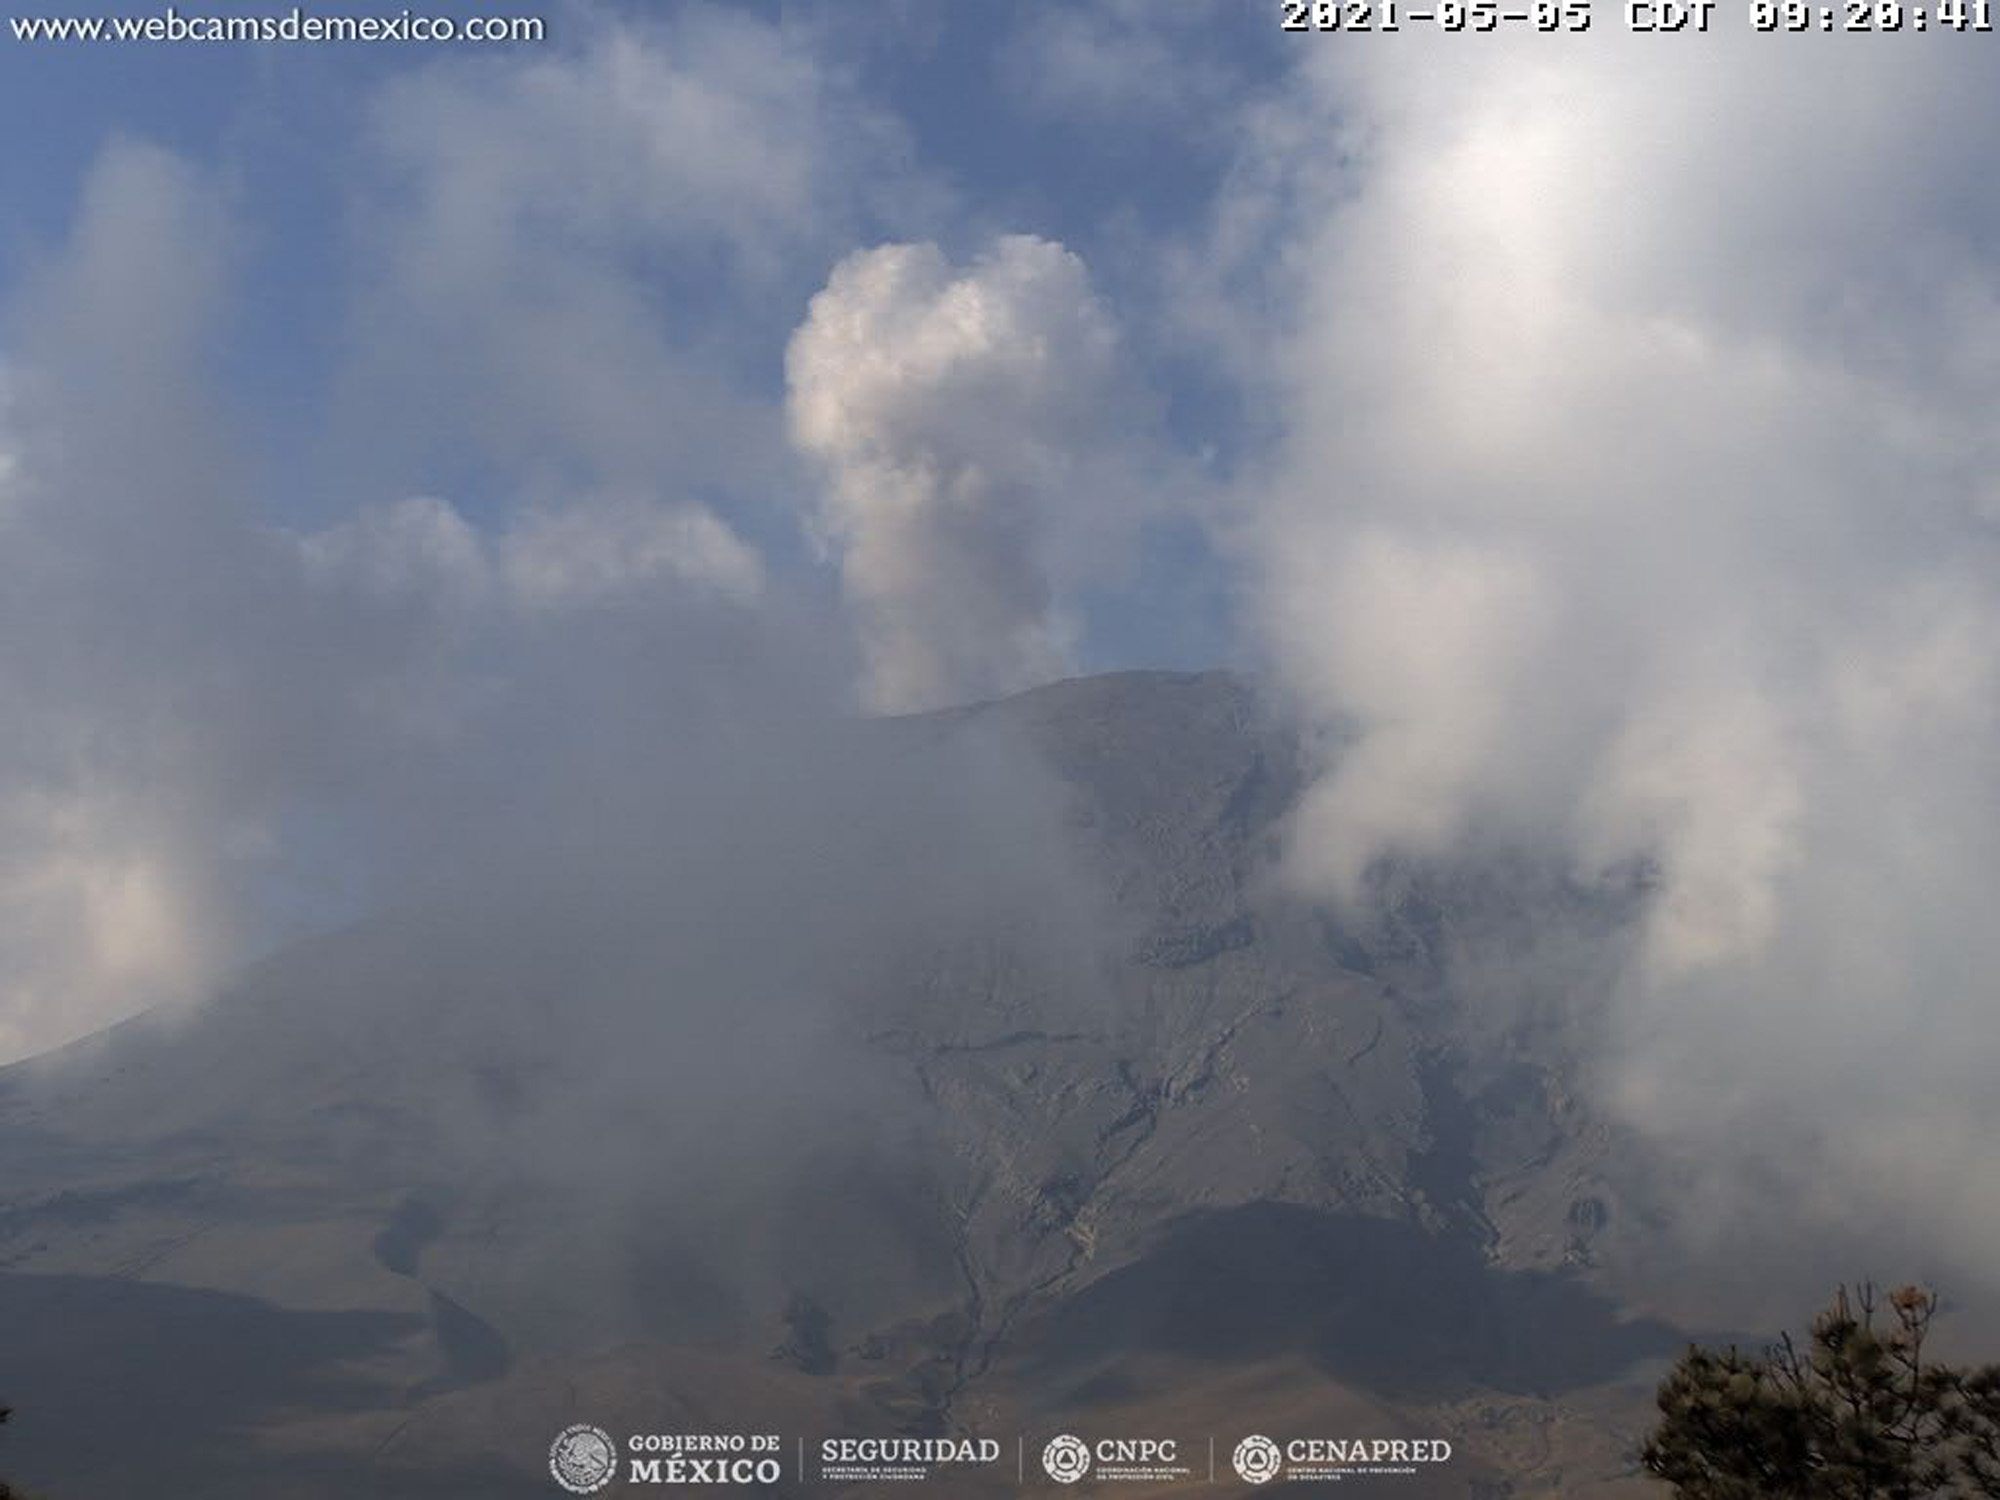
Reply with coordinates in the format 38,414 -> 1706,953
338,6 -> 936,511
0,13 -> 923,1061
997,0 -> 1248,126
0,142 -> 278,1061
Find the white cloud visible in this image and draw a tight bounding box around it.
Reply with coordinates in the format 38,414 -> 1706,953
0,142 -> 270,1058
302,491 -> 763,614
787,235 -> 1140,712
0,15 -> 868,1062
298,493 -> 490,606
0,789 -> 226,1063
499,497 -> 763,609
1217,35 -> 2000,1290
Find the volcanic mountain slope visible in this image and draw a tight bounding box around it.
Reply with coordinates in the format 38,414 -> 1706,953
0,670 -> 1679,1498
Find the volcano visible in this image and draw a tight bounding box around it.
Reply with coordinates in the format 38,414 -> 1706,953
0,671 -> 1682,1498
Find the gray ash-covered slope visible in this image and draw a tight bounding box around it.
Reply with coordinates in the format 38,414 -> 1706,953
0,670 -> 1672,1499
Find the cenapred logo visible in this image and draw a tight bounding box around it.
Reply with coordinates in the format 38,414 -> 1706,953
1233,1434 -> 1283,1485
1233,1433 -> 1453,1484
549,1424 -> 618,1494
1042,1433 -> 1092,1484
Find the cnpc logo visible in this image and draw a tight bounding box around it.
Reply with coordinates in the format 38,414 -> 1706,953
1041,1434 -> 1182,1483
1042,1435 -> 1091,1483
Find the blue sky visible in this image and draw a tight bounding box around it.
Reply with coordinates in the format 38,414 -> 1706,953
0,1 -> 1274,676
